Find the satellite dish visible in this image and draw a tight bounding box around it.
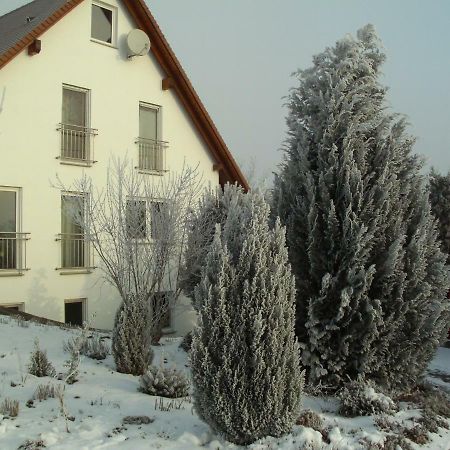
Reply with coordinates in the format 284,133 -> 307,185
126,29 -> 150,58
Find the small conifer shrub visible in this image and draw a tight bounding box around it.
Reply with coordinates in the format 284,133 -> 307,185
139,365 -> 189,398
27,339 -> 56,378
339,379 -> 397,417
112,295 -> 154,375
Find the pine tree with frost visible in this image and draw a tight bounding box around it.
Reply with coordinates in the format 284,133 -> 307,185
28,339 -> 56,378
429,168 -> 450,260
191,192 -> 303,445
273,24 -> 449,390
112,293 -> 154,375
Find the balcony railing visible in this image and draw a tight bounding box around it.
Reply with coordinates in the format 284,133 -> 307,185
0,232 -> 30,273
136,137 -> 168,173
57,123 -> 98,164
56,233 -> 93,270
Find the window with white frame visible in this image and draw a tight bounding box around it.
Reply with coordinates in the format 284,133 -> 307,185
60,194 -> 87,269
137,103 -> 167,172
0,187 -> 26,271
60,85 -> 92,162
91,2 -> 116,45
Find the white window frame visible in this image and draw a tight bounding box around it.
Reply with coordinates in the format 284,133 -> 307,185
0,186 -> 23,273
62,84 -> 91,129
91,1 -> 118,47
139,102 -> 162,140
59,191 -> 90,271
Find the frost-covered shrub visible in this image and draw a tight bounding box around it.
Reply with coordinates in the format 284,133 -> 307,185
339,379 -> 397,417
0,398 -> 19,417
33,383 -> 57,402
64,334 -> 110,360
191,190 -> 303,445
397,383 -> 450,418
18,439 -> 45,450
179,331 -> 192,352
273,24 -> 450,390
296,410 -> 324,430
181,184 -> 245,307
112,295 -> 154,375
27,339 -> 56,378
139,365 -> 189,398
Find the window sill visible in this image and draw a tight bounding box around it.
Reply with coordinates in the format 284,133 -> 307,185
136,168 -> 167,176
56,268 -> 95,275
57,158 -> 96,167
90,38 -> 117,49
0,269 -> 28,277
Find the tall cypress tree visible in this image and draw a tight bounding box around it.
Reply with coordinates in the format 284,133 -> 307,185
273,24 -> 449,390
429,168 -> 450,261
191,191 -> 303,445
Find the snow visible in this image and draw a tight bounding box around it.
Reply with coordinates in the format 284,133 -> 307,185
0,316 -> 449,449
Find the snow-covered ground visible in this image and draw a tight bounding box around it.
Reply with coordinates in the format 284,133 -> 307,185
0,316 -> 449,450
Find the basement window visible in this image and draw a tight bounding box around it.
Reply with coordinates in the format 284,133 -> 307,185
64,299 -> 86,326
91,2 -> 116,46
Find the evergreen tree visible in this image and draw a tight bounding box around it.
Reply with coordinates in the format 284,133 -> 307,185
112,293 -> 154,375
429,168 -> 450,261
191,191 -> 303,445
181,184 -> 247,307
273,24 -> 449,390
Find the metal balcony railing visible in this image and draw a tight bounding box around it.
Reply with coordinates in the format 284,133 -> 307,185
136,137 -> 168,173
56,233 -> 92,270
0,232 -> 30,273
57,123 -> 98,164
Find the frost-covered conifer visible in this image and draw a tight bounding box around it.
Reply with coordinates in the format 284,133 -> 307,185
112,294 -> 153,375
191,192 -> 303,445
181,184 -> 246,307
429,168 -> 450,260
273,24 -> 449,390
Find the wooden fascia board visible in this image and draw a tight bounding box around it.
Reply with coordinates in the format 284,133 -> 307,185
122,0 -> 249,190
0,0 -> 84,70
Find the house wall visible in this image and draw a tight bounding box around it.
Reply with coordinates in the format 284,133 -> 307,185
0,0 -> 218,333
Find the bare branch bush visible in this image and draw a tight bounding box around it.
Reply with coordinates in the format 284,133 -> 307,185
55,156 -> 205,373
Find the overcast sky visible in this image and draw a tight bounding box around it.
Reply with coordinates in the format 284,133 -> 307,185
2,0 -> 449,178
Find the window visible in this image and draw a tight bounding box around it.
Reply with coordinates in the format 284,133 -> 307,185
60,85 -> 91,162
91,2 -> 115,45
150,201 -> 167,240
137,103 -> 167,172
0,303 -> 25,312
65,299 -> 86,326
61,194 -> 87,269
0,188 -> 28,271
126,200 -> 147,239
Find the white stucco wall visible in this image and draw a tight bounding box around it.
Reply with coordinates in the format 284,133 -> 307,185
0,0 -> 219,334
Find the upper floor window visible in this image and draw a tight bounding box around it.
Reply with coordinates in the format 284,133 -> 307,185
91,2 -> 116,45
137,103 -> 168,173
59,84 -> 97,165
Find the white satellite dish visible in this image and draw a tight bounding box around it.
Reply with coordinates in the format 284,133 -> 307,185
126,29 -> 150,58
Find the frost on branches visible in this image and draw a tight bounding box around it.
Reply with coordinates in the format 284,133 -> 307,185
191,190 -> 303,445
273,24 -> 450,390
429,169 -> 450,261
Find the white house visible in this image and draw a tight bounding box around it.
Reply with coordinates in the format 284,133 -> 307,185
0,0 -> 247,333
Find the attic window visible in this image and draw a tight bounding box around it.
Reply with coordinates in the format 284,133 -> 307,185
91,2 -> 116,45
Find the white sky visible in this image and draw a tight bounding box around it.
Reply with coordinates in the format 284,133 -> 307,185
2,0 -> 450,178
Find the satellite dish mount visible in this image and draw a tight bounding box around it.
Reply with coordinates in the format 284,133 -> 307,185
126,29 -> 151,59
